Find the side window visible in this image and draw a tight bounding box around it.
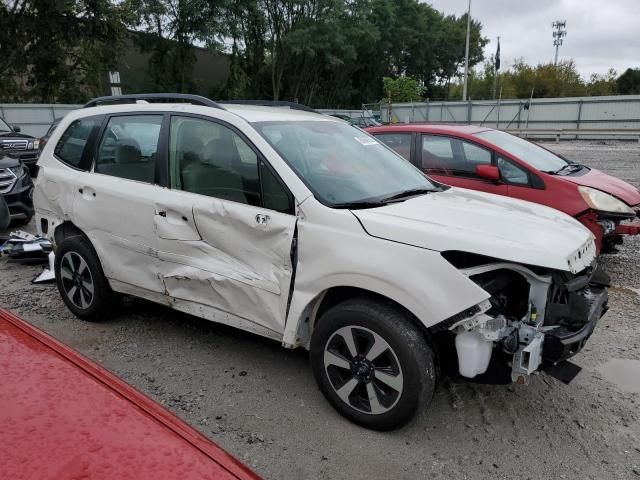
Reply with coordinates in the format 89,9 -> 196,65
95,115 -> 162,183
170,116 -> 292,213
422,135 -> 491,176
54,117 -> 102,169
260,162 -> 293,214
375,133 -> 412,161
497,156 -> 530,185
421,135 -> 454,171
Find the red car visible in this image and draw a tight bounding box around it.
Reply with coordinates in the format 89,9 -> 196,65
367,124 -> 640,253
0,308 -> 260,480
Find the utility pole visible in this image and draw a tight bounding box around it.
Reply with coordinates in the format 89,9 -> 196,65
462,0 -> 471,101
552,20 -> 567,66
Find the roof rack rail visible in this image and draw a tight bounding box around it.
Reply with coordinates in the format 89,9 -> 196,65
83,93 -> 224,109
219,100 -> 317,113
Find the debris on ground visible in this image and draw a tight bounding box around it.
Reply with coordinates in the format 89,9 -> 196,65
0,231 -> 52,262
32,252 -> 56,284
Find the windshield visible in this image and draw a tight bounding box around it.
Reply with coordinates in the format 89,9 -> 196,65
474,129 -> 568,172
255,120 -> 437,206
0,118 -> 11,132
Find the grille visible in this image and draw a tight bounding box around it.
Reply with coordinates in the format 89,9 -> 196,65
0,167 -> 17,194
1,139 -> 28,151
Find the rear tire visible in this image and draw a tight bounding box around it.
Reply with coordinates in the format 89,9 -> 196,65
54,235 -> 118,321
310,297 -> 435,430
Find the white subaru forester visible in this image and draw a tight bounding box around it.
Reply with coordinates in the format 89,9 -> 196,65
34,95 -> 608,430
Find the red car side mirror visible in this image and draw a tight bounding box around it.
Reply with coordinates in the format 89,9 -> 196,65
475,164 -> 501,182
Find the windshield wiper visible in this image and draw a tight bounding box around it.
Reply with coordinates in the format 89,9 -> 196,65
380,188 -> 434,203
331,200 -> 385,209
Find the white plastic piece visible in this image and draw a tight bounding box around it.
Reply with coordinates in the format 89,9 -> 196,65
32,252 -> 56,284
455,330 -> 493,378
511,333 -> 544,383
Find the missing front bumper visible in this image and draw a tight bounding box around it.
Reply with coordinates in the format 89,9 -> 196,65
543,285 -> 608,363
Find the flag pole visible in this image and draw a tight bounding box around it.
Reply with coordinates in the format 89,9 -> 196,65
492,36 -> 500,100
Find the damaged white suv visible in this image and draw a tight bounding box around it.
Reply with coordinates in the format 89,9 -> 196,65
34,95 -> 609,430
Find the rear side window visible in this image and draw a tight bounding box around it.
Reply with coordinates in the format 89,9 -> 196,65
95,115 -> 163,183
54,117 -> 102,169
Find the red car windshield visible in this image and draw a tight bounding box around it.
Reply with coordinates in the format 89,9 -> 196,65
475,129 -> 568,173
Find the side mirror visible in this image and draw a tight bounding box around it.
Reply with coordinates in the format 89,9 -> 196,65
11,125 -> 21,133
475,164 -> 500,182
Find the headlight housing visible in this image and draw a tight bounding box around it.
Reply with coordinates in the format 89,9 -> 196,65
578,186 -> 635,215
32,139 -> 39,150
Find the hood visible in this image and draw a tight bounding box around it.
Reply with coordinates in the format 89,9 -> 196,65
352,188 -> 595,274
0,131 -> 35,140
0,153 -> 21,169
559,168 -> 640,206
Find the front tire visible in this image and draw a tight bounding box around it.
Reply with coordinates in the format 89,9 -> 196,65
54,235 -> 117,321
310,298 -> 435,430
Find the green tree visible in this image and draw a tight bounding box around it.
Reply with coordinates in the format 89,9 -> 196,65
382,76 -> 424,102
1,0 -> 126,102
586,69 -> 617,96
616,68 -> 640,94
449,58 -> 591,100
124,0 -> 225,93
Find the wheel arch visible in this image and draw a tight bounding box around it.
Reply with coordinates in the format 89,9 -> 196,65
53,220 -> 87,246
292,285 -> 435,352
53,221 -> 116,292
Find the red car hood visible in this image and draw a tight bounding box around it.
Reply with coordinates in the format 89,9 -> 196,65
0,308 -> 259,480
561,168 -> 640,206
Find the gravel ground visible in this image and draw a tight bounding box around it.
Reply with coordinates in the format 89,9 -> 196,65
2,141 -> 640,479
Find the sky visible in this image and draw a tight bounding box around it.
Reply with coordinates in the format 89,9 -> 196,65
425,0 -> 639,79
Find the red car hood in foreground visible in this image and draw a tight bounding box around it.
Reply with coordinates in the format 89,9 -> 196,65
561,168 -> 640,206
0,308 -> 259,480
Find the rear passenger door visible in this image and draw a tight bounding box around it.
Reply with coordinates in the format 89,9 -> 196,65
73,114 -> 167,294
155,114 -> 297,337
419,134 -> 508,196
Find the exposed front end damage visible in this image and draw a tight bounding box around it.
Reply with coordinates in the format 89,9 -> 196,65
437,252 -> 609,385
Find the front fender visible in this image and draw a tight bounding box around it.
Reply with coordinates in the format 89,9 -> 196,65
282,218 -> 491,348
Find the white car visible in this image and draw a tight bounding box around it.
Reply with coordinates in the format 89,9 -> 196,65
34,94 -> 609,430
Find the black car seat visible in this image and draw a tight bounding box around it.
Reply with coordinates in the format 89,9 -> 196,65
181,134 -> 247,204
98,138 -> 153,182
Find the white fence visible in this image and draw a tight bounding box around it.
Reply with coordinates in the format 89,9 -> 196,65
380,95 -> 640,140
0,104 -> 81,137
4,95 -> 640,140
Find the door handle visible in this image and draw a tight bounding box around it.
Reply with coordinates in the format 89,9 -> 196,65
255,214 -> 270,225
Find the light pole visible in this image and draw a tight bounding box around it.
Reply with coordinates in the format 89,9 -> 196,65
552,20 -> 567,66
462,0 -> 471,101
